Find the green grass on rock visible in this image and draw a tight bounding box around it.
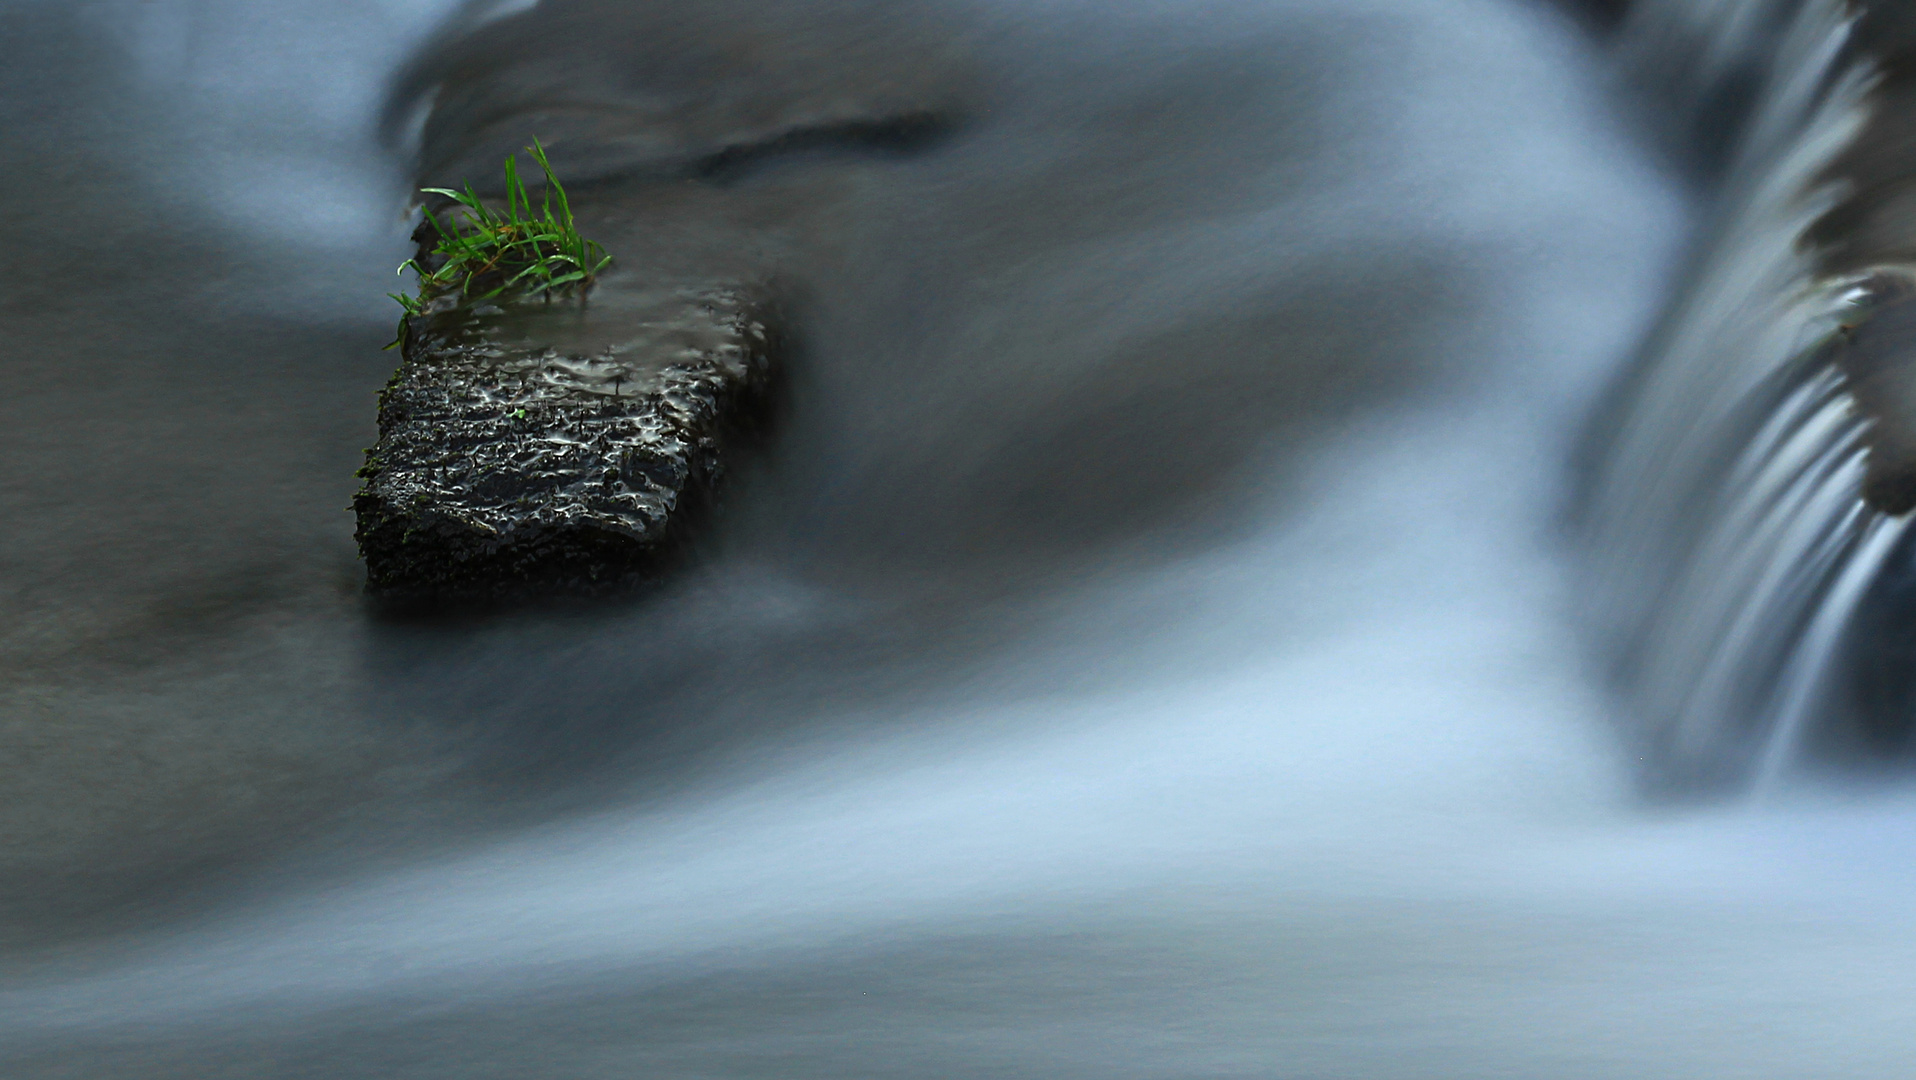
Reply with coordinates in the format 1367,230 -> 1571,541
388,138 -> 611,349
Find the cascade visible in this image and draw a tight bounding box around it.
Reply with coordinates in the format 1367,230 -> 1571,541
1584,0 -> 1916,790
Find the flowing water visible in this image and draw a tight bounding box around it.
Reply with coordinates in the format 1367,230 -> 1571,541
1583,0 -> 1883,789
1588,0 -> 1916,788
7,0 -> 1916,1076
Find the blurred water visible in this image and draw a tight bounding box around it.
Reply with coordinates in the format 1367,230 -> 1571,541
1583,0 -> 1916,788
13,0 -> 1916,1076
1581,0 -> 1876,787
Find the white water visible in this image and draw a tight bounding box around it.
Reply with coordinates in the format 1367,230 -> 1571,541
9,0 -> 1916,1076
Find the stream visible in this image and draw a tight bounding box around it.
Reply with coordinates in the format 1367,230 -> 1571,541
6,0 -> 1916,1076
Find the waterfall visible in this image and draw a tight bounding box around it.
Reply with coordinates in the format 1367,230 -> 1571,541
1582,0 -> 1916,791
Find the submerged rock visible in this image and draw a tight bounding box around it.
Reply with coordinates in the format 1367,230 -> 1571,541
353,285 -> 781,600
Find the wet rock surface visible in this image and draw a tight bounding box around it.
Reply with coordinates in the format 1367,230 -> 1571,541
1833,278 -> 1916,515
353,285 -> 781,601
1802,0 -> 1916,519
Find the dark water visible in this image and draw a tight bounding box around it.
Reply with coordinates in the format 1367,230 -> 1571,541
9,0 -> 1916,1076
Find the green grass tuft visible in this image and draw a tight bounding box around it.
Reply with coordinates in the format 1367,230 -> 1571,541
387,138 -> 612,350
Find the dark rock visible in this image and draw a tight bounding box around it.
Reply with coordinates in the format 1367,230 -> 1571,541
1809,4 -> 1916,274
353,285 -> 781,601
1829,273 -> 1916,515
1843,524 -> 1916,756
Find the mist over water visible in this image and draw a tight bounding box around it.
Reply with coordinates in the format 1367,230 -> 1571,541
11,0 -> 1916,1076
